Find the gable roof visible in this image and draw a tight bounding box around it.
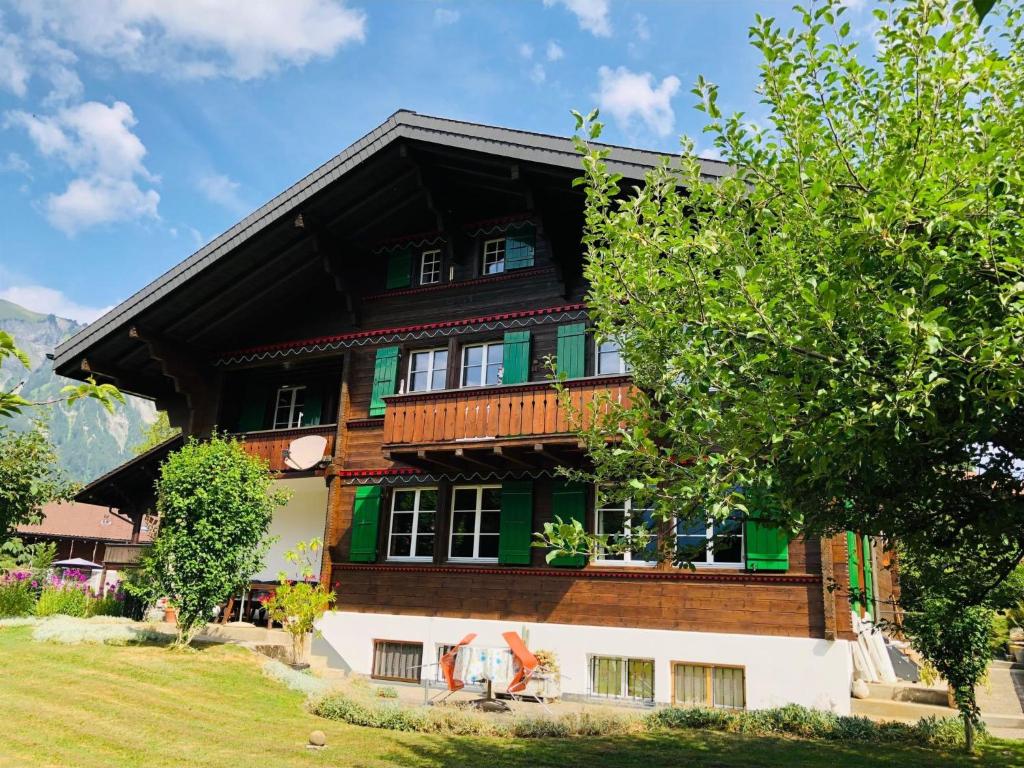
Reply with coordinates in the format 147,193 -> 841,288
17,501 -> 152,543
53,110 -> 730,372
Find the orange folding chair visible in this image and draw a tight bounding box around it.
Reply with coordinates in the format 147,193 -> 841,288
433,633 -> 476,703
502,631 -> 539,697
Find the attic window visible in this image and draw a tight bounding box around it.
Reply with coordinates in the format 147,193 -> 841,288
482,239 -> 505,275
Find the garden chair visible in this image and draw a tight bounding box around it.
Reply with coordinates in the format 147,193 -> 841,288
432,633 -> 477,704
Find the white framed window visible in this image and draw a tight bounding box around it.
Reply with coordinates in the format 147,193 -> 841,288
420,249 -> 442,285
482,238 -> 506,275
448,485 -> 501,562
273,385 -> 306,429
387,487 -> 438,561
461,342 -> 504,387
596,339 -> 631,375
595,492 -> 658,565
676,512 -> 744,566
407,348 -> 448,393
589,656 -> 655,704
673,663 -> 746,709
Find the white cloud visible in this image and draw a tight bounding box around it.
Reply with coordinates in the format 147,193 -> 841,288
47,176 -> 159,234
433,8 -> 460,26
1,151 -> 30,175
596,65 -> 681,137
546,41 -> 564,61
14,0 -> 367,81
6,100 -> 160,235
634,14 -> 650,42
0,28 -> 29,96
0,284 -> 112,323
529,63 -> 546,84
518,42 -> 534,59
197,172 -> 246,212
543,0 -> 611,38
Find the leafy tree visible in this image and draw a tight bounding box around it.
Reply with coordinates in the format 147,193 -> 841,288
897,545 -> 1024,749
1,330 -> 123,419
148,433 -> 287,646
545,0 -> 1024,744
131,411 -> 180,455
0,424 -> 74,551
263,538 -> 335,666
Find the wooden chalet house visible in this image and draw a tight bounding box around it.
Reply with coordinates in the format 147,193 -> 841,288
57,111 -> 884,712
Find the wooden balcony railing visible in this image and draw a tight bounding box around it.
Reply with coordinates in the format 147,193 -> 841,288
103,543 -> 151,567
382,375 -> 632,449
233,424 -> 337,472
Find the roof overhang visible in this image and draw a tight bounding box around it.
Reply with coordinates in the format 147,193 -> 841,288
53,109 -> 729,383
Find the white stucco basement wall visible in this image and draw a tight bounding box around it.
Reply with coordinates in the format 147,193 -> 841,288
318,611 -> 853,714
254,477 -> 329,582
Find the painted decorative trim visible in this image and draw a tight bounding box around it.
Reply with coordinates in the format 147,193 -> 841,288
371,230 -> 446,255
382,374 -> 630,406
229,424 -> 336,438
215,303 -> 588,366
464,213 -> 536,237
333,467 -> 557,486
346,419 -> 383,430
363,265 -> 555,301
332,562 -> 821,585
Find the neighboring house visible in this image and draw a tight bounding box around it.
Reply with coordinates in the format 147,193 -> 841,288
16,500 -> 153,585
55,110 -> 891,712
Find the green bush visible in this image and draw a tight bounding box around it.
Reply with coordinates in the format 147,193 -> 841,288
375,686 -> 398,699
312,691 -> 980,750
36,585 -> 90,617
87,594 -> 125,618
0,575 -> 36,617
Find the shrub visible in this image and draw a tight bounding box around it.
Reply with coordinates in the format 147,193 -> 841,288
0,571 -> 37,617
32,616 -> 161,645
262,660 -> 330,697
87,588 -> 127,618
375,686 -> 398,699
36,584 -> 90,618
647,706 -> 736,732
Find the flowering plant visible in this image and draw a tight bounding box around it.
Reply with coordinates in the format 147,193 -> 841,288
0,569 -> 37,617
262,539 -> 335,665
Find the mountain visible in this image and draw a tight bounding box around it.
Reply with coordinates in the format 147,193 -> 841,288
0,298 -> 157,483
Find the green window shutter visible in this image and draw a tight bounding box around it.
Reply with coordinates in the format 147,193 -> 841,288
369,347 -> 400,417
549,480 -> 587,567
846,531 -> 862,614
502,331 -> 531,384
237,384 -> 268,432
505,227 -> 535,270
302,385 -> 322,426
498,480 -> 533,565
349,485 -> 382,562
861,533 -> 875,619
744,514 -> 789,572
556,323 -> 586,379
385,249 -> 413,289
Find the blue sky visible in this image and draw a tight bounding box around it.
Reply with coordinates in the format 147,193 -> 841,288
0,0 -> 876,324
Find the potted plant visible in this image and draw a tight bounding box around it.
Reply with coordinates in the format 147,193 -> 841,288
526,649 -> 561,700
262,539 -> 336,669
1009,626 -> 1024,664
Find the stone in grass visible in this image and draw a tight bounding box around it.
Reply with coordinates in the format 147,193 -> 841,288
307,730 -> 327,750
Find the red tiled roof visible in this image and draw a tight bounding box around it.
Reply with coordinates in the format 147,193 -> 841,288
16,502 -> 153,543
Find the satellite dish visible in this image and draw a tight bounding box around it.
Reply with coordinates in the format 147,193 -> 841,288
283,434 -> 329,471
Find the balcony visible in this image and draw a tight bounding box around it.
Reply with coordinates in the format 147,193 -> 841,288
381,375 -> 632,470
233,424 -> 337,473
103,543 -> 151,567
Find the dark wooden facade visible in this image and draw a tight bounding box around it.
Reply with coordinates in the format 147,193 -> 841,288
63,112 -> 872,650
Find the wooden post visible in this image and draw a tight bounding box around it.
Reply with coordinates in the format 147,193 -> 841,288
320,361 -> 351,585
820,536 -> 837,640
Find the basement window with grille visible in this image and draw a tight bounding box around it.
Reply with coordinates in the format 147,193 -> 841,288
588,655 -> 655,704
371,640 -> 424,683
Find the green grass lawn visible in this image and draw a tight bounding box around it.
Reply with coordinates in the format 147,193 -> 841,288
1,625 -> 1021,768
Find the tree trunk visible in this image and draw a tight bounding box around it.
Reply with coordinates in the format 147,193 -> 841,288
964,714 -> 975,753
221,596 -> 235,625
